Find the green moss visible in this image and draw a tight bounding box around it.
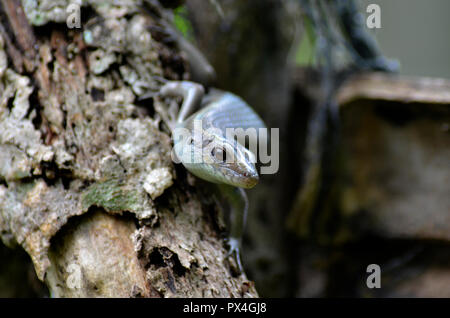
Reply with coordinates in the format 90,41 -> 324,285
173,6 -> 194,41
81,179 -> 141,213
295,18 -> 317,66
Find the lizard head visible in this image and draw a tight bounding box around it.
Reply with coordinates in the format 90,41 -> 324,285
173,131 -> 259,189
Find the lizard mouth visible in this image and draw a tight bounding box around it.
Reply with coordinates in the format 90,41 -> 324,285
224,165 -> 259,189
240,171 -> 259,189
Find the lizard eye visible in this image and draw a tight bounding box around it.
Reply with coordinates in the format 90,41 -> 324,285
211,147 -> 226,162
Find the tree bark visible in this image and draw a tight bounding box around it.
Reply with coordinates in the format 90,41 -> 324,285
0,0 -> 257,297
186,0 -> 300,297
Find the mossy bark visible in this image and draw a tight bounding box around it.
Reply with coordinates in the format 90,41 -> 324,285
0,0 -> 257,298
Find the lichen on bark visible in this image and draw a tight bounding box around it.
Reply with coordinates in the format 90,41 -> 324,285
0,0 -> 258,297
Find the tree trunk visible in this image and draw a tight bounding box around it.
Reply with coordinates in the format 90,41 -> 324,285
0,0 -> 257,297
185,0 -> 300,297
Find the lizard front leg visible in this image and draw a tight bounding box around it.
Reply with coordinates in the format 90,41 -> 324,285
160,81 -> 205,124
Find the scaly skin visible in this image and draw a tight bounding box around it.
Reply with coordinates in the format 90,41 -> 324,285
161,81 -> 266,271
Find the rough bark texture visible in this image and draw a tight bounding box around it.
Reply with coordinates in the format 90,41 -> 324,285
2,0 -> 449,299
186,0 -> 300,297
0,0 -> 257,297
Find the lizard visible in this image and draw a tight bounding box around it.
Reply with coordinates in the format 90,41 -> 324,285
160,80 -> 266,272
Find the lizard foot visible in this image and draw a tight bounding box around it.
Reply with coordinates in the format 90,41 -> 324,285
226,237 -> 244,273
